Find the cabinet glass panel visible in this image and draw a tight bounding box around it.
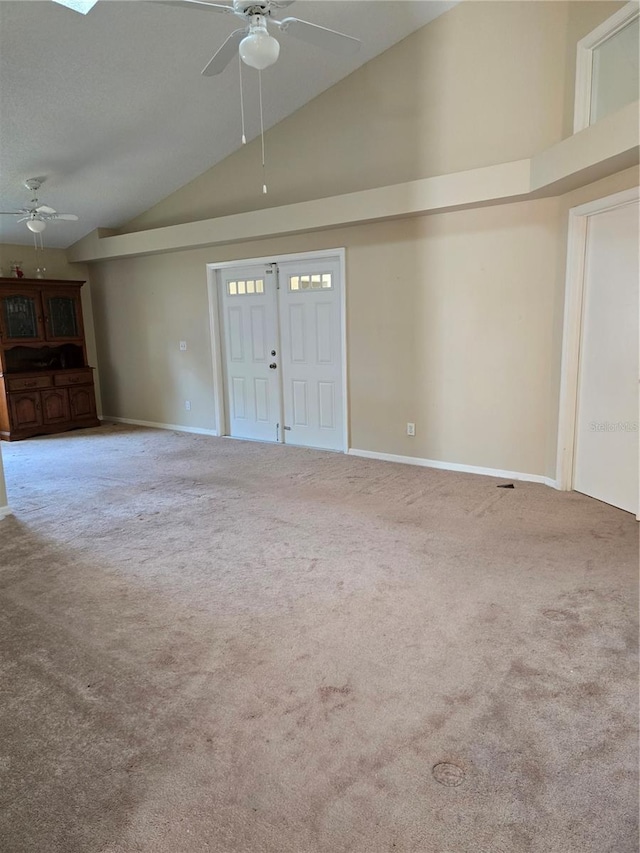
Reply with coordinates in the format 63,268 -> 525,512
47,297 -> 78,338
2,295 -> 39,338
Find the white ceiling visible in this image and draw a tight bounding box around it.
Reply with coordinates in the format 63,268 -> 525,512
0,0 -> 456,249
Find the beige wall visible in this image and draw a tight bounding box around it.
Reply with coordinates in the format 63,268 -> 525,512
89,252 -> 217,428
126,1 -> 622,233
0,244 -> 101,412
95,201 -> 561,474
88,165 -> 637,478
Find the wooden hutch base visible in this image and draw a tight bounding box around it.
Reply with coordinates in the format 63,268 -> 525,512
0,278 -> 100,441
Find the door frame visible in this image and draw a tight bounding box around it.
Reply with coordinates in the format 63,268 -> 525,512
555,187 -> 639,508
206,248 -> 348,451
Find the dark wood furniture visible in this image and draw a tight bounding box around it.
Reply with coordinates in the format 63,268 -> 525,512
0,278 -> 99,440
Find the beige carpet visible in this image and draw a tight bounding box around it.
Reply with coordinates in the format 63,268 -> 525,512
0,423 -> 637,853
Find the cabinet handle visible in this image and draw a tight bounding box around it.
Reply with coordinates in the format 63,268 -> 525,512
24,381 -> 36,387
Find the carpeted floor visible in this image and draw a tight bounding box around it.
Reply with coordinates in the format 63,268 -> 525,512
0,423 -> 637,853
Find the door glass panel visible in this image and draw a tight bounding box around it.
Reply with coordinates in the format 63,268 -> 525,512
590,18 -> 639,125
289,273 -> 332,291
228,279 -> 265,296
47,297 -> 78,337
3,296 -> 38,338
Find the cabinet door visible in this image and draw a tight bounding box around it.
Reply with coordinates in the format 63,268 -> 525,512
41,388 -> 70,424
43,288 -> 83,341
9,391 -> 43,430
68,385 -> 96,420
0,290 -> 45,342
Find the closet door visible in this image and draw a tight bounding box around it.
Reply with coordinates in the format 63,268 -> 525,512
573,200 -> 639,514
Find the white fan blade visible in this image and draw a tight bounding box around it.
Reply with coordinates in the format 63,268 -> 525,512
53,214 -> 79,221
0,211 -> 22,215
202,28 -> 247,76
274,17 -> 360,55
152,1 -> 235,14
36,205 -> 57,215
52,0 -> 99,14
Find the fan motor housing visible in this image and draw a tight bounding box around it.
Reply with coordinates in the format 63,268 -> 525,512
235,1 -> 272,17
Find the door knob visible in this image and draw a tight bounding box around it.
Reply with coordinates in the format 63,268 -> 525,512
271,350 -> 276,356
269,363 -> 277,369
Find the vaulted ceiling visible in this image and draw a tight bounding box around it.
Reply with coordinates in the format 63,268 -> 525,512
0,0 -> 456,248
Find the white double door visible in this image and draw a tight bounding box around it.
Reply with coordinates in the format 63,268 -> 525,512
219,255 -> 344,451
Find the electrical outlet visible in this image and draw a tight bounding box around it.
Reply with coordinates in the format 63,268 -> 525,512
179,341 -> 187,351
185,400 -> 191,411
407,422 -> 415,436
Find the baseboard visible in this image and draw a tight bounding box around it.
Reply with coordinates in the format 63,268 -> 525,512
0,505 -> 13,521
99,416 -> 218,437
347,448 -> 557,487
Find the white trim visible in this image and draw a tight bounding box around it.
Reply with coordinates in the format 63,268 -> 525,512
339,249 -> 349,454
99,415 -> 218,436
0,505 -> 13,521
555,186 -> 639,491
206,267 -> 225,438
207,249 -> 347,271
207,248 -> 349,453
348,448 -> 556,487
567,186 -> 640,218
574,2 -> 639,133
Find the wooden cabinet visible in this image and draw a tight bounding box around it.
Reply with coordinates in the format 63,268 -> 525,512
0,278 -> 99,440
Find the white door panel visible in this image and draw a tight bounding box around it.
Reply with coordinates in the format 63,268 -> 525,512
278,259 -> 344,451
574,200 -> 639,514
220,265 -> 280,442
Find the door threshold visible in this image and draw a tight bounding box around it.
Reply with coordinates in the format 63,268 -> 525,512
222,435 -> 281,445
223,434 -> 344,454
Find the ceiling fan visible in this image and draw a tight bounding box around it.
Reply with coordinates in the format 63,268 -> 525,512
0,179 -> 79,233
50,0 -> 360,74
164,0 -> 361,75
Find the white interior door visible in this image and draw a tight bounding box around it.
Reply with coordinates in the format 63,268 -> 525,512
573,200 -> 639,514
220,264 -> 281,442
278,258 -> 344,451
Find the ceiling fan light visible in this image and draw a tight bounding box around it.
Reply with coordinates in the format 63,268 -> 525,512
26,219 -> 46,233
239,29 -> 280,71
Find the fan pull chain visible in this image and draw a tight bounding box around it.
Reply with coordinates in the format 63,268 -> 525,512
259,70 -> 267,194
238,54 -> 247,145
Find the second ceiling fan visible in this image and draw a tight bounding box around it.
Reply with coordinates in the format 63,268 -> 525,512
161,0 -> 361,75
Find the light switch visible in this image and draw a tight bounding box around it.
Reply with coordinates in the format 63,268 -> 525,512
179,341 -> 187,351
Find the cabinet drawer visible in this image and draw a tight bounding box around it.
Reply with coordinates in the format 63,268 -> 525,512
54,370 -> 93,387
7,375 -> 52,391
